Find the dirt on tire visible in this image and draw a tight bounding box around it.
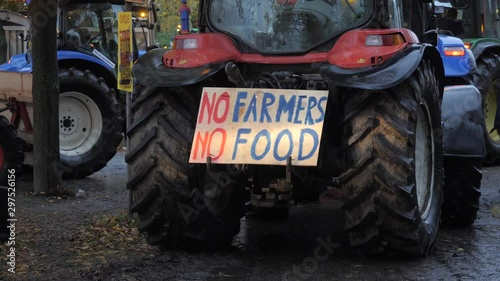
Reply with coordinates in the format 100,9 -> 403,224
339,61 -> 444,256
126,86 -> 245,250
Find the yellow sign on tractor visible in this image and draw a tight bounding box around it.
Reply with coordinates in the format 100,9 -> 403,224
117,12 -> 133,92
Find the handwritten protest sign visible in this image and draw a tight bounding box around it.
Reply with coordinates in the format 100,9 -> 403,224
189,87 -> 329,166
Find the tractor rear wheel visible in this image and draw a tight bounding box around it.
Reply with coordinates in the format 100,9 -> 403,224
468,53 -> 500,165
58,68 -> 123,179
0,116 -> 24,185
126,86 -> 245,250
442,157 -> 482,226
339,61 -> 444,256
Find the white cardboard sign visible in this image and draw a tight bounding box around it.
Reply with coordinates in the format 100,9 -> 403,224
189,87 -> 329,166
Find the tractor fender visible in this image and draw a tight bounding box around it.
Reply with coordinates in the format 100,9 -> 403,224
320,44 -> 445,92
437,34 -> 472,77
0,50 -> 116,78
465,39 -> 500,61
441,85 -> 486,157
133,48 -> 225,88
57,50 -> 116,73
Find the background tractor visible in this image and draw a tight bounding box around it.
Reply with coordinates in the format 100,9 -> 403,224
421,1 -> 485,225
433,0 -> 500,165
0,0 -> 158,180
128,0 -> 483,256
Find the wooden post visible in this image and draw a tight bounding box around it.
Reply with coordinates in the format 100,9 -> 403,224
31,0 -> 61,193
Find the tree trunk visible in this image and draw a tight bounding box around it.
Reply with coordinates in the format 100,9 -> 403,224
31,0 -> 61,193
0,20 -> 6,64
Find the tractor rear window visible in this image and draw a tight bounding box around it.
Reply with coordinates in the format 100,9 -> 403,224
208,0 -> 373,54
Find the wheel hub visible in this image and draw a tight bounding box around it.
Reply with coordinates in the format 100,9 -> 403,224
60,116 -> 77,134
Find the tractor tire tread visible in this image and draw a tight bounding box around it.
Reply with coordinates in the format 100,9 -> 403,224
127,86 -> 244,250
442,157 -> 482,226
59,68 -> 123,179
341,62 -> 443,256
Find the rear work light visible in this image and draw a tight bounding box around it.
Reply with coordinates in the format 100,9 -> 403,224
174,38 -> 198,50
443,47 -> 466,56
366,33 -> 405,46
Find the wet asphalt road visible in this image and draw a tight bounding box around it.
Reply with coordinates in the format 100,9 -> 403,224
53,153 -> 500,280
215,166 -> 500,281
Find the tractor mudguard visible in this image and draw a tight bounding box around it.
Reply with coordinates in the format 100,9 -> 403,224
57,50 -> 116,72
0,50 -> 116,74
442,85 -> 485,157
320,44 -> 445,92
133,48 -> 225,88
464,38 -> 500,60
437,34 -> 472,77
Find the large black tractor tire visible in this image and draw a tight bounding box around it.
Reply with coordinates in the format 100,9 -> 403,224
126,86 -> 245,250
468,53 -> 500,165
58,68 -> 123,179
0,116 -> 24,186
339,61 -> 444,256
0,186 -> 8,241
442,157 -> 482,226
0,116 -> 24,241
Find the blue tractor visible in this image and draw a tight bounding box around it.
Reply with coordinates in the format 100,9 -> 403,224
0,0 -> 157,179
427,1 -> 485,226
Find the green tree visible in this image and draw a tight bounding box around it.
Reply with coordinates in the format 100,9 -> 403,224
0,0 -> 28,14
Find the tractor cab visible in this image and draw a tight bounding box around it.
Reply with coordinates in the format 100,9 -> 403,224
59,0 -> 157,64
207,0 -> 377,54
60,1 -> 127,64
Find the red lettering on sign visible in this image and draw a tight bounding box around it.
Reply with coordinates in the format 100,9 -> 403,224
197,91 -> 230,124
198,92 -> 215,124
207,128 -> 227,160
213,92 -> 230,123
191,129 -> 227,160
192,131 -> 209,160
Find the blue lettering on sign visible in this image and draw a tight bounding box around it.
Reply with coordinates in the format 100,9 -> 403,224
294,95 -> 307,124
232,91 -> 248,122
260,92 -> 276,123
298,128 -> 319,161
251,129 -> 271,160
243,94 -> 258,122
315,96 -> 328,123
273,129 -> 293,161
233,128 -> 251,160
276,95 -> 296,122
305,96 -> 318,125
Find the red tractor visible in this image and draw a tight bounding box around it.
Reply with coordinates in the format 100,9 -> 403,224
127,0 -> 483,256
